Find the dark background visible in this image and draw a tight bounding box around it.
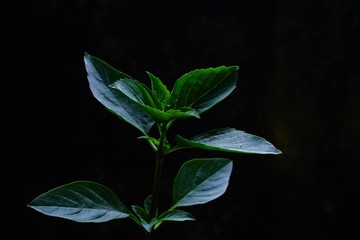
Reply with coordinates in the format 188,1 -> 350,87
4,0 -> 359,239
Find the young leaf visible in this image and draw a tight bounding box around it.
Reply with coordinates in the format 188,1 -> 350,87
170,66 -> 238,114
166,108 -> 200,119
110,79 -> 174,122
84,52 -> 154,134
153,209 -> 195,230
172,158 -> 233,208
110,78 -> 201,122
131,205 -> 149,222
158,209 -> 196,222
131,194 -> 163,233
110,78 -> 156,107
27,180 -> 131,223
143,195 -> 152,213
142,218 -> 158,233
147,71 -> 171,110
175,128 -> 282,155
131,205 -> 158,233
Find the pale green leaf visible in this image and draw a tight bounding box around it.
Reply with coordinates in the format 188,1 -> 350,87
28,180 -> 131,223
175,128 -> 282,155
158,209 -> 196,222
84,52 -> 154,134
172,158 -> 233,207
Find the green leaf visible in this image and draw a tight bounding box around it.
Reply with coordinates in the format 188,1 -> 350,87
110,79 -> 173,122
172,158 -> 233,207
110,78 -> 201,122
142,218 -> 158,233
131,205 -> 157,233
166,107 -> 201,119
84,52 -> 154,134
147,71 -> 171,110
110,78 -> 156,108
175,128 -> 282,155
158,209 -> 196,222
170,66 -> 238,114
131,205 -> 149,221
140,194 -> 158,217
27,180 -> 131,223
143,195 -> 152,213
154,207 -> 196,230
130,195 -> 161,233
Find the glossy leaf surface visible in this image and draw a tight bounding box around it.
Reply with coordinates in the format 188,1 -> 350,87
84,52 -> 154,133
110,78 -> 174,122
158,209 -> 195,222
172,158 -> 232,207
170,66 -> 238,114
131,205 -> 157,232
175,128 -> 282,154
110,77 -> 200,122
28,180 -> 130,223
147,71 -> 171,110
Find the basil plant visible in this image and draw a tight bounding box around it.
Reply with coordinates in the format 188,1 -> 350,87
28,52 -> 281,238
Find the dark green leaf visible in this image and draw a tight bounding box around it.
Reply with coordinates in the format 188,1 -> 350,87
131,205 -> 149,221
172,158 -> 233,207
110,78 -> 202,122
131,205 -> 158,233
170,66 -> 238,114
154,208 -> 196,230
166,108 -> 200,119
84,52 -> 154,134
110,79 -> 173,122
147,71 -> 170,110
175,128 -> 282,155
110,78 -> 156,107
28,180 -> 130,223
143,195 -> 152,213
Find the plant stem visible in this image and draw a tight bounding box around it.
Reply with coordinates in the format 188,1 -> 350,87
148,123 -> 167,220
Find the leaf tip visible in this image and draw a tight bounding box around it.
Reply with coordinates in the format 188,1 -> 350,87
275,148 -> 282,155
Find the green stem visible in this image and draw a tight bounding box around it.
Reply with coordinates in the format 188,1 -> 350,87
148,123 -> 167,220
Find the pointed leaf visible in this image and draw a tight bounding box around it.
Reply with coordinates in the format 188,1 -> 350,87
131,205 -> 149,222
84,52 -> 154,134
158,209 -> 196,222
166,107 -> 200,119
143,195 -> 159,217
110,79 -> 173,122
172,158 -> 233,207
27,180 -> 131,223
131,205 -> 158,232
154,209 -> 195,229
170,66 -> 238,114
130,205 -> 155,232
141,218 -> 158,233
143,195 -> 152,213
110,78 -> 156,107
176,128 -> 282,155
110,78 -> 201,122
147,71 -> 170,110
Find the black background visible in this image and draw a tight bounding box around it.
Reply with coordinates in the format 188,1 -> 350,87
4,0 -> 360,239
